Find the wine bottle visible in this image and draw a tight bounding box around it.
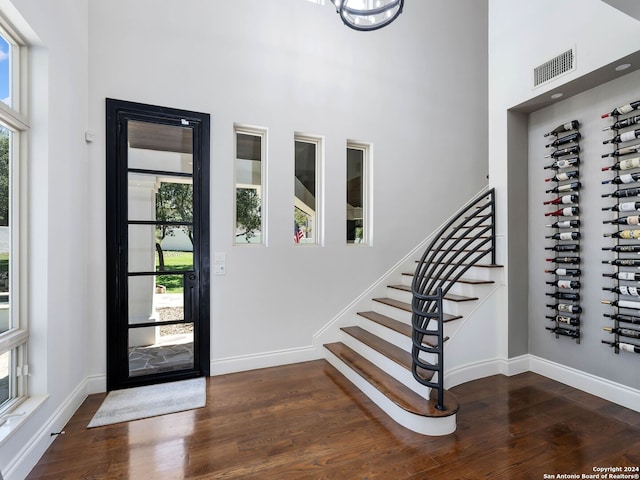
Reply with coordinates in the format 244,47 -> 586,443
601,339 -> 640,354
602,244 -> 640,253
546,132 -> 581,148
603,285 -> 640,297
604,326 -> 640,339
603,271 -> 640,281
604,313 -> 640,326
546,220 -> 580,229
543,194 -> 578,206
545,171 -> 579,183
546,256 -> 580,264
601,157 -> 640,171
544,120 -> 579,137
546,280 -> 580,290
601,100 -> 640,118
545,182 -> 581,194
602,114 -> 640,131
603,230 -> 640,240
601,143 -> 640,158
545,146 -> 580,159
547,303 -> 582,314
545,244 -> 579,252
603,128 -> 640,144
545,267 -> 580,276
602,187 -> 640,198
601,173 -> 640,185
546,315 -> 580,326
544,157 -> 580,170
603,215 -> 640,225
545,232 -> 580,241
601,299 -> 640,309
602,258 -> 640,266
544,206 -> 579,217
602,201 -> 640,212
546,326 -> 580,338
546,291 -> 580,300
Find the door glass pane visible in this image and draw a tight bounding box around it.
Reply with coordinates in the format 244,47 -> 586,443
128,120 -> 193,173
127,120 -> 195,378
129,322 -> 194,377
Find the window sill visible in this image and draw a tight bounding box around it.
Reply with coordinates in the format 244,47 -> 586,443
0,394 -> 49,447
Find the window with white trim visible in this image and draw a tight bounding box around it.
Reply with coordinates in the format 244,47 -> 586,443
294,134 -> 322,245
346,142 -> 371,244
234,125 -> 266,245
0,21 -> 28,417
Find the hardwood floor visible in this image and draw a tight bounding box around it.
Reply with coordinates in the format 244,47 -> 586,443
28,360 -> 640,479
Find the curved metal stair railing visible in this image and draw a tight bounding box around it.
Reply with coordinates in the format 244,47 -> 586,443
411,188 -> 496,411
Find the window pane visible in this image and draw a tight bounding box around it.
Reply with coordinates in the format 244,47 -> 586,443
0,127 -> 10,333
347,147 -> 365,244
235,131 -> 263,244
294,140 -> 317,244
0,350 -> 10,408
0,33 -> 10,107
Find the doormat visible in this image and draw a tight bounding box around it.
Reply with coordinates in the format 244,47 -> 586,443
87,377 -> 206,428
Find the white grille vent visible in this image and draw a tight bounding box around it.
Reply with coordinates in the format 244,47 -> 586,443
533,48 -> 575,88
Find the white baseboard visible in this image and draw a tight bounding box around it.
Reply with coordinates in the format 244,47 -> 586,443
443,354 -> 528,389
445,354 -> 640,414
5,379 -> 88,480
210,345 -> 322,376
85,373 -> 106,395
529,355 -> 640,414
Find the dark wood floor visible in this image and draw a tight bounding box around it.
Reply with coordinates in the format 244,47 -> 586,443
28,360 -> 640,479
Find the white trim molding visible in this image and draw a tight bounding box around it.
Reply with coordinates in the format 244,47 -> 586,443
210,345 -> 322,376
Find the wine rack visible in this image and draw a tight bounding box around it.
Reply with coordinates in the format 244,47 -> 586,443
601,98 -> 640,355
543,120 -> 582,343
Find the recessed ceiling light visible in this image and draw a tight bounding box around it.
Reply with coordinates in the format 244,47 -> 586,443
551,93 -> 563,99
615,63 -> 631,71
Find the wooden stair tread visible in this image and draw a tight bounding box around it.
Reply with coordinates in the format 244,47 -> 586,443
387,285 -> 478,302
401,272 -> 495,285
324,342 -> 458,417
372,297 -> 462,322
357,311 -> 443,347
342,326 -> 417,373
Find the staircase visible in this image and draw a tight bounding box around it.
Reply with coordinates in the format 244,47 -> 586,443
322,188 -> 500,436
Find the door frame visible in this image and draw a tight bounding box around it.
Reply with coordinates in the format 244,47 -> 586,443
105,98 -> 210,391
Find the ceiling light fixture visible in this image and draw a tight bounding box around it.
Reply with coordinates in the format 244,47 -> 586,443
331,0 -> 404,31
551,93 -> 564,99
615,63 -> 631,72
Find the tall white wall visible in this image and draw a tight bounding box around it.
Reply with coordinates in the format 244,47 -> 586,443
0,0 -> 89,477
86,0 -> 489,377
489,0 -> 640,380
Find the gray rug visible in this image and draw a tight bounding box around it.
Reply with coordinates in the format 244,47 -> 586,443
87,377 -> 206,428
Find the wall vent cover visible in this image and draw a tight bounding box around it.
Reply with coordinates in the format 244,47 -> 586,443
533,48 -> 575,88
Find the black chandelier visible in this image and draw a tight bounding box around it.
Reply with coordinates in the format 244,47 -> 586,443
331,0 -> 404,32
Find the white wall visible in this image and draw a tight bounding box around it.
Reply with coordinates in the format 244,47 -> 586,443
0,0 -> 89,477
86,0 -> 489,376
528,69 -> 640,390
489,0 -> 640,376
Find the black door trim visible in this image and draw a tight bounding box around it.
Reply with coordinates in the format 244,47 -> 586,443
106,98 -> 210,391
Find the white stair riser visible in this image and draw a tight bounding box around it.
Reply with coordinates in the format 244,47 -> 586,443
339,330 -> 432,400
324,349 -> 456,436
358,317 -> 413,352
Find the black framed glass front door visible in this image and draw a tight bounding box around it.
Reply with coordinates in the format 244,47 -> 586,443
106,99 -> 210,390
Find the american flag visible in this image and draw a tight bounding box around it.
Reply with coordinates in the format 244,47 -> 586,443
294,222 -> 304,243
